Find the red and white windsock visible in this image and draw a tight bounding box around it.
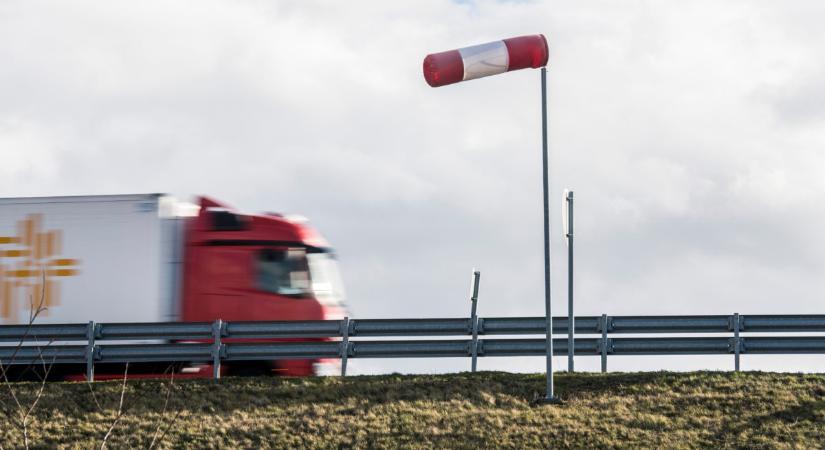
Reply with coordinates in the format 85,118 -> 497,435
423,34 -> 548,88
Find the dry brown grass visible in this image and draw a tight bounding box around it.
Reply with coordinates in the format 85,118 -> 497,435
1,371 -> 824,449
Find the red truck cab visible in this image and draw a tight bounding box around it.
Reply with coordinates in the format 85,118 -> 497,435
181,197 -> 346,376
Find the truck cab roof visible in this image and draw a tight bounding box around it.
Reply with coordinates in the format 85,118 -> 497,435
189,196 -> 330,250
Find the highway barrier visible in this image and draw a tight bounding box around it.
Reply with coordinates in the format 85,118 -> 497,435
2,314 -> 824,381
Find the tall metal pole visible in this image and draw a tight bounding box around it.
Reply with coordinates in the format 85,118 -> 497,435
541,67 -> 559,403
566,190 -> 574,373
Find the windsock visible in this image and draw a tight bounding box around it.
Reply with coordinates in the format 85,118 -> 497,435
423,34 -> 548,88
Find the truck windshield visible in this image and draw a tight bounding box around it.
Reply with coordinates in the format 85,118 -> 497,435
255,248 -> 345,304
307,253 -> 346,306
256,248 -> 311,297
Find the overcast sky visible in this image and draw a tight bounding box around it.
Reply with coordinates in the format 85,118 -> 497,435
3,0 -> 825,373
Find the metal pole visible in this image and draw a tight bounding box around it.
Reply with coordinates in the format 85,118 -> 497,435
541,67 -> 559,403
212,319 -> 223,381
566,190 -> 574,372
86,320 -> 96,382
470,270 -> 481,372
733,313 -> 740,372
341,317 -> 350,376
600,314 -> 608,373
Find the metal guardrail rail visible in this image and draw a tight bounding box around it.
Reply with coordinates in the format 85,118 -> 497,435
1,314 -> 824,381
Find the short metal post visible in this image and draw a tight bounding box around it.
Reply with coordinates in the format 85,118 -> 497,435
340,317 -> 350,376
86,321 -> 96,382
600,314 -> 608,373
566,190 -> 574,372
212,319 -> 223,381
469,270 -> 481,372
733,313 -> 740,372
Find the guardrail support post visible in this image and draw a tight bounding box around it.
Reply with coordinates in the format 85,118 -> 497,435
340,317 -> 350,376
733,313 -> 741,372
86,320 -> 96,382
212,319 -> 223,381
469,270 -> 481,372
600,314 -> 608,373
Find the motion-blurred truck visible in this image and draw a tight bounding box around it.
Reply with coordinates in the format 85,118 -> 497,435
0,194 -> 346,376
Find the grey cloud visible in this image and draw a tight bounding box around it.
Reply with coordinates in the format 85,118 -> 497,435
761,75 -> 825,125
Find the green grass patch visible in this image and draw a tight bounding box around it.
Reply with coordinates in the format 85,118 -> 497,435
2,371 -> 824,448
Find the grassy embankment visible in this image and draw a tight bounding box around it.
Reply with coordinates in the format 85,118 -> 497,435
2,371 -> 824,449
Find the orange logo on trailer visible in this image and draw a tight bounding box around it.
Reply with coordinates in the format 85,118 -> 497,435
0,214 -> 80,323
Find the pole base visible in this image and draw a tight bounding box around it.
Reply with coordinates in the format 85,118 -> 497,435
536,396 -> 564,406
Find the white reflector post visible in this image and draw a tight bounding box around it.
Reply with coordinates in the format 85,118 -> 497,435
564,190 -> 574,374
423,34 -> 549,87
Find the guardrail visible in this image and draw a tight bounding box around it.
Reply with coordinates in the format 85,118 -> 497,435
2,314 -> 825,381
